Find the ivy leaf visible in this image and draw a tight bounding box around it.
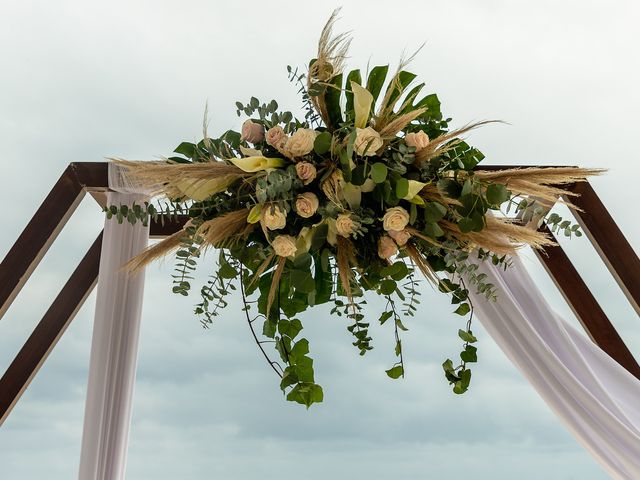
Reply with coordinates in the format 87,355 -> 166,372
279,367 -> 298,390
453,368 -> 472,394
286,382 -> 324,408
385,365 -> 404,379
460,345 -> 478,363
294,356 -> 315,383
289,338 -> 310,362
454,303 -> 471,316
458,329 -> 478,343
291,269 -> 315,294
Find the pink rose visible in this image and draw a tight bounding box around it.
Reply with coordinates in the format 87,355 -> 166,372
266,126 -> 287,149
382,207 -> 410,232
295,192 -> 319,218
241,120 -> 265,144
295,162 -> 317,185
388,229 -> 411,246
335,213 -> 356,237
378,235 -> 398,260
404,131 -> 430,151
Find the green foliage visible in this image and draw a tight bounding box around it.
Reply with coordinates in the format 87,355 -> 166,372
105,30 -> 590,409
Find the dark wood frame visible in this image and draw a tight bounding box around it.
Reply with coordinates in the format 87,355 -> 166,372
1,162 -> 638,425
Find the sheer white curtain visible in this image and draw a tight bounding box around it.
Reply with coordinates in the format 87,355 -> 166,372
470,254 -> 640,479
78,164 -> 150,480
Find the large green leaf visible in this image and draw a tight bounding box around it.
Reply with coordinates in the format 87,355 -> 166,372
365,65 -> 390,103
325,73 -> 344,129
345,69 -> 362,121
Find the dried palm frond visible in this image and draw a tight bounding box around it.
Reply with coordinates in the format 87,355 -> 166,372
373,48 -> 423,132
266,257 -> 287,318
404,243 -> 439,285
248,253 -> 276,288
336,235 -> 358,303
123,228 -> 187,273
112,159 -> 247,197
414,121 -> 499,164
474,167 -> 604,207
418,184 -> 462,207
441,215 -> 555,255
405,227 -> 441,248
197,209 -> 255,248
321,169 -> 344,207
308,8 -> 351,127
378,108 -> 427,138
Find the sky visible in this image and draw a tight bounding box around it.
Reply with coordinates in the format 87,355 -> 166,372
0,0 -> 639,478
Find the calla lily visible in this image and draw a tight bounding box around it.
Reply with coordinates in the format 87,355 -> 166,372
240,145 -> 263,157
295,227 -> 314,255
175,175 -> 238,201
343,182 -> 362,209
360,178 -> 376,193
247,204 -> 263,224
351,81 -> 374,129
403,180 -> 428,202
230,156 -> 285,172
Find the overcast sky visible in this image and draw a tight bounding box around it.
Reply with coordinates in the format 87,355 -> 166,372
0,1 -> 638,479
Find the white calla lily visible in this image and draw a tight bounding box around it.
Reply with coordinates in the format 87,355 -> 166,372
351,81 -> 374,128
343,182 -> 362,209
239,145 -> 263,157
403,180 -> 428,202
295,227 -> 314,255
230,156 -> 285,172
247,204 -> 263,224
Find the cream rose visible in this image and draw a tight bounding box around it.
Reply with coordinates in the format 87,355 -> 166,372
382,206 -> 410,232
241,120 -> 265,144
335,213 -> 356,237
261,205 -> 286,230
354,127 -> 383,156
388,228 -> 411,246
265,126 -> 287,149
284,128 -> 317,158
404,131 -> 430,151
272,235 -> 297,258
295,192 -> 319,218
378,235 -> 398,260
295,161 -> 317,185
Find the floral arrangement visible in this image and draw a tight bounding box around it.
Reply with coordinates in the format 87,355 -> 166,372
108,11 -> 600,407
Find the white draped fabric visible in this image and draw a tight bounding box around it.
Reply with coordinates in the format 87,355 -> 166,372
78,164 -> 149,480
470,254 -> 640,480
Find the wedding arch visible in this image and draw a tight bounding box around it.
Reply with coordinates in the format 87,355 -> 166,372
2,9 -> 640,479
0,161 -> 638,478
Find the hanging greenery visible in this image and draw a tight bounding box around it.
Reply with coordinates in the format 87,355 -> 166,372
106,9 -> 601,408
